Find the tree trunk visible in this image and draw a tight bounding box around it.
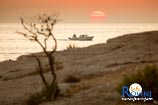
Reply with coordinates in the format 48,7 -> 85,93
33,55 -> 49,89
46,54 -> 59,100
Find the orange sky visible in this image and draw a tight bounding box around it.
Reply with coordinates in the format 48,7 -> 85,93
0,0 -> 158,23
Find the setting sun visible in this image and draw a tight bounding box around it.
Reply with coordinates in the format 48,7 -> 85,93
90,11 -> 106,22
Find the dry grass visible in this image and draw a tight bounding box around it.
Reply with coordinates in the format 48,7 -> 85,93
66,44 -> 77,50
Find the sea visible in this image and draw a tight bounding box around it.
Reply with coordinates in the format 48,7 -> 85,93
0,23 -> 158,62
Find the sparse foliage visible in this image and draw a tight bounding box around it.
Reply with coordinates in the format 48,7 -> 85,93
17,14 -> 60,103
117,65 -> 158,101
66,44 -> 77,50
64,75 -> 80,83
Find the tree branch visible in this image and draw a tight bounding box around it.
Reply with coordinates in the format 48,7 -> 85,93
32,55 -> 49,89
20,18 -> 37,37
50,33 -> 57,54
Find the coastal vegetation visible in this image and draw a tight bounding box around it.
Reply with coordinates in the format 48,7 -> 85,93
66,44 -> 77,50
117,65 -> 158,102
17,14 -> 60,104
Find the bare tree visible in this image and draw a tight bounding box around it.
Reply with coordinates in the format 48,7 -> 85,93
17,14 -> 59,101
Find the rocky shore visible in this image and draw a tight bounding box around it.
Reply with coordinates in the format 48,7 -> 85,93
0,31 -> 158,105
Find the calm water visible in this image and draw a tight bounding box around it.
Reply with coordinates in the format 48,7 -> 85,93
0,23 -> 158,61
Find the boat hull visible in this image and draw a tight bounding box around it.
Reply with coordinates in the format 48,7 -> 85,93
68,36 -> 94,41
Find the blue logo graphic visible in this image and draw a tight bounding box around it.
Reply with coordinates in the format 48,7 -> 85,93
121,83 -> 153,101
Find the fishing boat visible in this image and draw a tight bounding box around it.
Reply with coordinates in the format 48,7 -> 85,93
68,34 -> 94,41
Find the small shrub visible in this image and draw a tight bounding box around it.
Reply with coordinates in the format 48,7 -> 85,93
116,65 -> 158,101
64,75 -> 80,83
66,44 -> 77,50
19,14 -> 60,103
27,84 -> 60,105
27,92 -> 44,105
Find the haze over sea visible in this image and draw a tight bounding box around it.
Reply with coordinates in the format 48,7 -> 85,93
0,23 -> 158,61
